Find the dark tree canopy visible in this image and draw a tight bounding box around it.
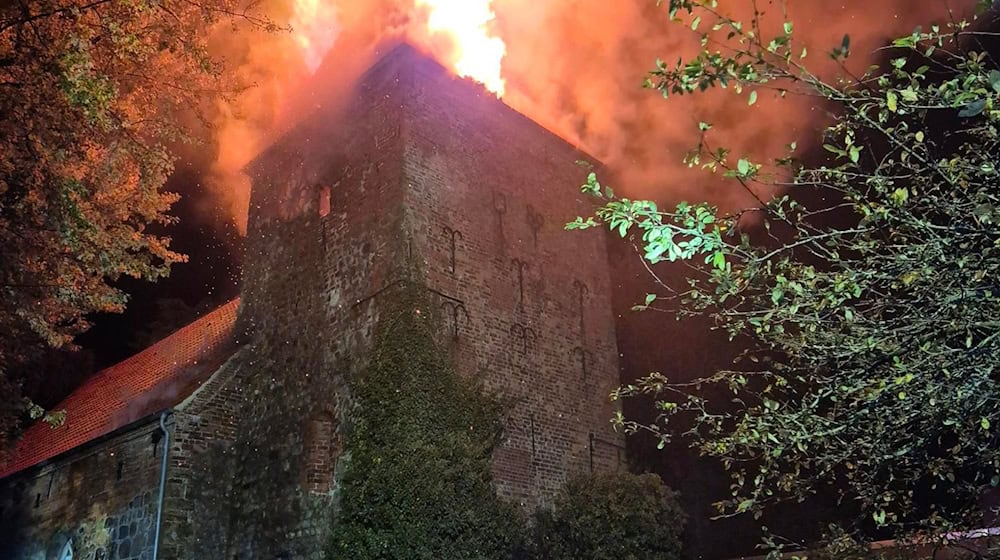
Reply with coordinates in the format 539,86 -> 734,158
571,0 -> 1000,552
534,472 -> 686,560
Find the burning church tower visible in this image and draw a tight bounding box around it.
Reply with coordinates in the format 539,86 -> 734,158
224,41 -> 626,554
0,43 -> 624,559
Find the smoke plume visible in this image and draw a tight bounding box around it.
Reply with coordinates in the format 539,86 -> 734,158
202,0 -> 977,232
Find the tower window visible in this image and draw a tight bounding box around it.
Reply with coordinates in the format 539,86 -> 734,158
318,185 -> 331,217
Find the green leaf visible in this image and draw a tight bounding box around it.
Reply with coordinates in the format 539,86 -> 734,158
891,188 -> 909,206
748,90 -> 758,106
27,402 -> 45,420
823,144 -> 846,156
712,251 -> 726,270
982,417 -> 991,431
886,90 -> 898,112
849,145 -> 862,164
645,293 -> 657,306
737,158 -> 750,175
691,16 -> 701,30
830,33 -> 851,58
783,21 -> 793,35
959,98 -> 987,118
874,510 -> 886,526
892,36 -> 916,48
645,242 -> 667,262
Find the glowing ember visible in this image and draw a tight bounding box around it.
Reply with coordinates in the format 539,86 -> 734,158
416,0 -> 506,96
291,0 -> 340,74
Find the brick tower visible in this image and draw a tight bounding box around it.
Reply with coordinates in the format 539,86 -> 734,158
216,42 -> 625,557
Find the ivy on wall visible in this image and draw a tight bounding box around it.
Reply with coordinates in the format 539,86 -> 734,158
327,284 -> 687,559
327,285 -> 527,560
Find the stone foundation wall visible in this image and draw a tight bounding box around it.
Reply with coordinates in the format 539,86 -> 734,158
0,419 -> 164,560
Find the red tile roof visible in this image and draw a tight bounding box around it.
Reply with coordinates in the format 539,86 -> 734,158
0,298 -> 241,479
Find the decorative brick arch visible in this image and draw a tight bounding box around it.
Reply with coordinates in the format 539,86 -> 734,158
302,411 -> 341,494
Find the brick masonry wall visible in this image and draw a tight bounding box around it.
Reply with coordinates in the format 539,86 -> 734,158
154,49 -> 413,560
0,419 -> 165,560
157,348 -> 247,559
395,49 -> 626,508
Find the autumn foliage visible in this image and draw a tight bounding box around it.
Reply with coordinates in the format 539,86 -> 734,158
0,0 -> 271,444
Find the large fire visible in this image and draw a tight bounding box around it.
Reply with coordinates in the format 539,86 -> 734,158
415,0 -> 506,96
212,0 -> 964,234
287,0 -> 506,96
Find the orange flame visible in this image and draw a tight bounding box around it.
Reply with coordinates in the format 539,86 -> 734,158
415,0 -> 506,96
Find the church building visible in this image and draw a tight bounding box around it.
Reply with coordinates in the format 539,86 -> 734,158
0,43 -> 624,559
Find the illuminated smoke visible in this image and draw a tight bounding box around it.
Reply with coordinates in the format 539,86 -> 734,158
203,0 -> 977,233
493,0 -> 975,206
292,0 -> 342,74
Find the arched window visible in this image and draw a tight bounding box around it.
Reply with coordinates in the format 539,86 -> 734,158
59,539 -> 73,560
302,411 -> 342,494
